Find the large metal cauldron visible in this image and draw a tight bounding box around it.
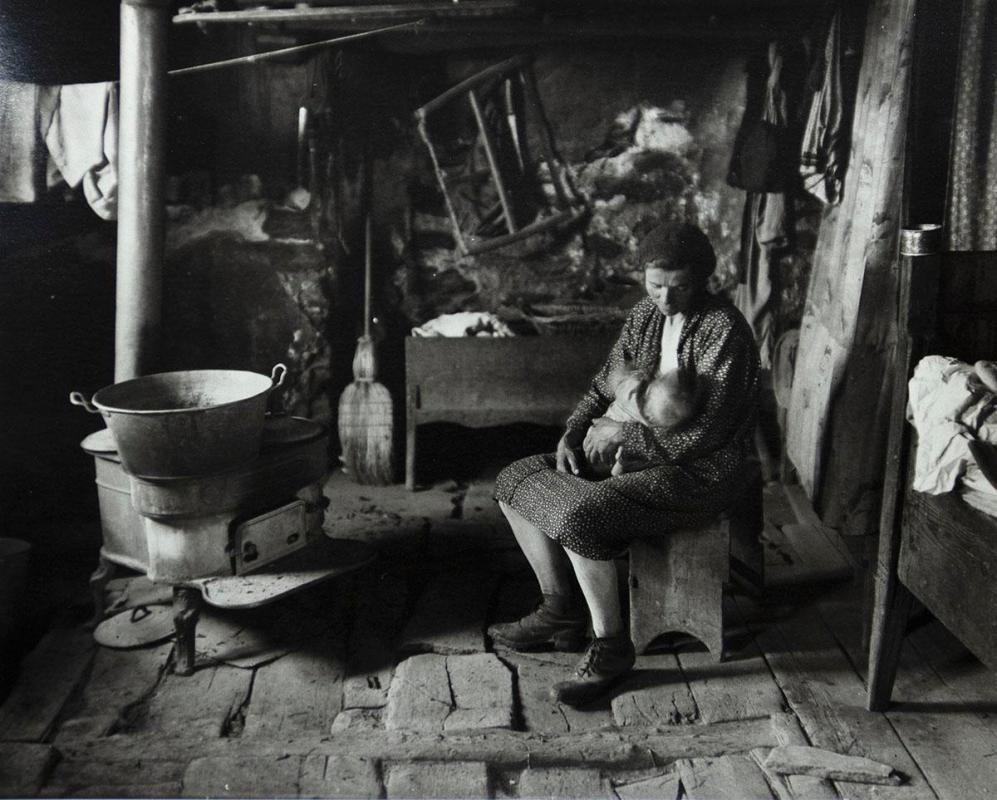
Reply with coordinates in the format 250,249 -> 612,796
71,365 -> 286,478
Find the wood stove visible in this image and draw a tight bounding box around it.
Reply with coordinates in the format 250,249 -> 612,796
81,415 -> 374,674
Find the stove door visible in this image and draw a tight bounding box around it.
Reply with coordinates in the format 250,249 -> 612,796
233,500 -> 309,574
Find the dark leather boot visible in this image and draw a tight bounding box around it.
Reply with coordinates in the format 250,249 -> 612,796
550,633 -> 636,706
488,596 -> 588,652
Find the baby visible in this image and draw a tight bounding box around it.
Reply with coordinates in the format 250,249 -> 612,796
585,361 -> 700,479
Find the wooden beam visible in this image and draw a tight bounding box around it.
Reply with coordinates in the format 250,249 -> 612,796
54,717 -> 781,768
173,1 -> 528,25
117,0 -> 172,380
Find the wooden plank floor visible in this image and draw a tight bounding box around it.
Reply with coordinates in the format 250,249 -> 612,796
2,472 -> 995,798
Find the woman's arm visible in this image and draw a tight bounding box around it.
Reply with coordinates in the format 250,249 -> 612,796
618,310 -> 760,464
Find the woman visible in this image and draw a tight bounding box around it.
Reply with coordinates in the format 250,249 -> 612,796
490,221 -> 761,707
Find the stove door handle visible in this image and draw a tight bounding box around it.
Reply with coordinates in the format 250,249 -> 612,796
69,391 -> 99,414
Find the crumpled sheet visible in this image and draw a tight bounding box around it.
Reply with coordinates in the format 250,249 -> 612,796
411,312 -> 514,338
908,355 -> 997,502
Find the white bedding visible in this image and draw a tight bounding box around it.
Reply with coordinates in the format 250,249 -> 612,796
908,356 -> 997,509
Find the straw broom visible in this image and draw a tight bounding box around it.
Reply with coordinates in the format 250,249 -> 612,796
337,215 -> 394,484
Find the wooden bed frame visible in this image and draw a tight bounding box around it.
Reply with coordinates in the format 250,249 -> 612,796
866,246 -> 997,710
404,332 -> 618,490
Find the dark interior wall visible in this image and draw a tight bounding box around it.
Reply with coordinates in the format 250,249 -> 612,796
154,33 -> 771,416
0,22 -> 820,554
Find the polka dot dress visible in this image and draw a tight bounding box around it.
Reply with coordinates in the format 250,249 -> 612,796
494,294 -> 761,560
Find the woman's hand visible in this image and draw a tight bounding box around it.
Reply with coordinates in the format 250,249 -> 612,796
583,418 -> 626,466
556,428 -> 585,475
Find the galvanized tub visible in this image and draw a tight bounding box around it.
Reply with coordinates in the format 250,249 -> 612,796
71,364 -> 286,478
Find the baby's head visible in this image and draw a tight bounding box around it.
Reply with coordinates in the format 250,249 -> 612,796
641,369 -> 699,428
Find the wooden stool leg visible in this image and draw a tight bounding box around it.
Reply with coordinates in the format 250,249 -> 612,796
172,586 -> 202,676
88,555 -> 116,630
630,524 -> 729,661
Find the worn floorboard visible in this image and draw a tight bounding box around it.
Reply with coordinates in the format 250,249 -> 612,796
501,651 -> 616,734
0,743 -> 58,797
676,640 -> 785,725
0,627 -> 94,742
385,761 -> 489,799
181,754 -> 303,798
298,754 -> 382,799
818,590 -> 997,800
130,663 -> 254,738
242,641 -> 345,738
612,770 -> 681,800
676,755 -> 776,800
385,653 -> 514,732
517,766 -> 607,799
398,565 -> 497,655
343,562 -> 409,710
54,642 -> 172,742
746,598 -> 935,799
611,653 -> 698,726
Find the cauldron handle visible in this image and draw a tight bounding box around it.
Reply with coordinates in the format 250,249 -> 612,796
270,363 -> 288,388
69,391 -> 100,414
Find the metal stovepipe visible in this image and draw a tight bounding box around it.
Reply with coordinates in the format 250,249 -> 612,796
116,0 -> 171,381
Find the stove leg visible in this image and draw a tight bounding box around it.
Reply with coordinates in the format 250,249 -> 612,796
172,586 -> 202,676
88,555 -> 116,630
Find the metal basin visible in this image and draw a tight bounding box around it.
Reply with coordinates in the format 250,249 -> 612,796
71,365 -> 286,478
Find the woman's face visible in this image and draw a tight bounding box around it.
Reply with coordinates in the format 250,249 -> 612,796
644,265 -> 701,317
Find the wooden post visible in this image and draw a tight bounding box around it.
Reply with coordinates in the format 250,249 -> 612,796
116,0 -> 171,381
865,229 -> 941,711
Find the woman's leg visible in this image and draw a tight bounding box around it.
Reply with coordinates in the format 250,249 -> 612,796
554,549 -> 634,708
563,550 -> 623,638
489,502 -> 587,651
499,501 -> 575,596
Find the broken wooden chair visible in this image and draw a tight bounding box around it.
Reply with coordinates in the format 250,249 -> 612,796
414,53 -> 585,257
629,461 -> 765,661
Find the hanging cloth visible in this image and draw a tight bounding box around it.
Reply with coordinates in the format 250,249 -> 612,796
800,7 -> 845,205
946,0 -> 997,251
728,44 -> 794,193
44,81 -> 119,220
0,79 -> 57,202
734,43 -> 794,370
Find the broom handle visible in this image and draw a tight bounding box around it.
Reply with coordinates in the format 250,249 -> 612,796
364,214 -> 372,339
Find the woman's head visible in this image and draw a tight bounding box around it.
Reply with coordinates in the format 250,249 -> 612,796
637,222 -> 715,317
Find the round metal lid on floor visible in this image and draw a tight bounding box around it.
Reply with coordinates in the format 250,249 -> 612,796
93,604 -> 175,649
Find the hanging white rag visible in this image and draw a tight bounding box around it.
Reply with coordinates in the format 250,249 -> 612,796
44,81 -> 118,220
800,8 -> 845,205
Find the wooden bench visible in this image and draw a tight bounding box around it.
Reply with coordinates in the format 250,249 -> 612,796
629,464 -> 765,661
404,333 -> 618,490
